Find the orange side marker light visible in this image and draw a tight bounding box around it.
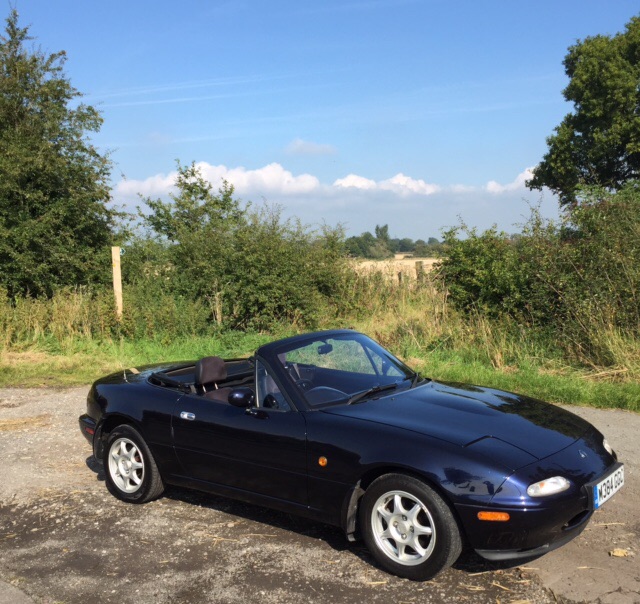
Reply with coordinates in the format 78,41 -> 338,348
477,511 -> 510,522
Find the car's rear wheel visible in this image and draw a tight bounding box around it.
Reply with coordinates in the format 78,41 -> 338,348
360,474 -> 462,580
104,425 -> 164,503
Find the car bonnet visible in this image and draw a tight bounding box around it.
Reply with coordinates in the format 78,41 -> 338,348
320,381 -> 592,461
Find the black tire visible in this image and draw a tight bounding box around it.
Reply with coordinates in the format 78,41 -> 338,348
103,424 -> 164,503
360,474 -> 462,580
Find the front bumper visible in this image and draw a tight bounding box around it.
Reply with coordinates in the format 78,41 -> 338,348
473,507 -> 591,560
455,497 -> 593,557
455,429 -> 619,560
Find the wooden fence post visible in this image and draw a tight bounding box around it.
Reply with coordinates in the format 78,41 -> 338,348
111,246 -> 123,320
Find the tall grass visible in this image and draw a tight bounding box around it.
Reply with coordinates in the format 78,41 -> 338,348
1,277 -> 639,411
0,284 -> 223,348
344,276 -> 550,372
343,275 -> 640,410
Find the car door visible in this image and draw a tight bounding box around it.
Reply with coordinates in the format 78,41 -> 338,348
172,360 -> 308,505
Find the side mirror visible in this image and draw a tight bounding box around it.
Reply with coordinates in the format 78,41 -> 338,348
228,387 -> 255,408
317,343 -> 333,355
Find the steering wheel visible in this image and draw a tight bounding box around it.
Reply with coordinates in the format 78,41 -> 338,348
295,379 -> 313,391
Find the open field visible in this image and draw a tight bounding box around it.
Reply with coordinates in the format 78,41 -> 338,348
355,257 -> 439,281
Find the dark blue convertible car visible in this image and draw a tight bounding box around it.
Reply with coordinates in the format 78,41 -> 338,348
79,330 -> 624,579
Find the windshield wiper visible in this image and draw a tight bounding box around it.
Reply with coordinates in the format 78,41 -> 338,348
347,383 -> 398,405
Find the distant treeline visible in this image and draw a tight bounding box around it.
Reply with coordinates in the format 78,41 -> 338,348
346,224 -> 443,259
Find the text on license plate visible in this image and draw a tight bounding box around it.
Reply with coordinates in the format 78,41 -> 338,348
593,465 -> 624,509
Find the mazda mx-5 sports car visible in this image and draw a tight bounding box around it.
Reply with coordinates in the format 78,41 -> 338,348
79,330 -> 624,580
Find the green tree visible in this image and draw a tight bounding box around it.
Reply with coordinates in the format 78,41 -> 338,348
137,161 -> 352,329
397,237 -> 415,252
374,224 -> 390,242
527,15 -> 640,205
345,234 -> 369,257
345,230 -> 391,258
437,187 -> 640,366
413,238 -> 442,257
142,161 -> 242,243
137,161 -> 243,316
527,17 -> 640,205
413,239 -> 427,256
0,10 -> 118,297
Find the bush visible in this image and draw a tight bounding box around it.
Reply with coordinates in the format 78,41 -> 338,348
222,207 -> 352,329
437,225 -> 531,316
437,184 -> 640,367
133,163 -> 355,332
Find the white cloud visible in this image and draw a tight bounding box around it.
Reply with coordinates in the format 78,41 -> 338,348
333,172 -> 439,196
195,162 -> 320,195
115,162 -> 321,200
379,173 -> 440,196
485,167 -> 534,194
113,163 -> 558,239
115,163 -> 535,202
285,138 -> 336,156
333,174 -> 378,190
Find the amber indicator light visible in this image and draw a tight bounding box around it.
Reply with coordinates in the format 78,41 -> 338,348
477,511 -> 510,522
318,456 -> 328,467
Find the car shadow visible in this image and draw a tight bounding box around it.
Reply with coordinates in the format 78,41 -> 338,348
85,455 -> 105,481
452,547 -> 541,573
164,485 -> 354,552
165,487 -> 540,575
84,455 -> 539,576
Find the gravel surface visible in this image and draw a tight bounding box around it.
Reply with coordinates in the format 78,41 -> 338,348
0,387 -> 637,604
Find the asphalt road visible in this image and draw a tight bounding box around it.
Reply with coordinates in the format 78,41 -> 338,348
0,387 -> 637,604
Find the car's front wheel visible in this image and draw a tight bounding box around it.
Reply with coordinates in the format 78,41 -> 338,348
360,474 -> 462,580
103,425 -> 164,503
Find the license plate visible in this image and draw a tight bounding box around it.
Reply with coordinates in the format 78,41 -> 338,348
593,464 -> 624,509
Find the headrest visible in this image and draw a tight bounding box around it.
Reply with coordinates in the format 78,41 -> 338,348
195,356 -> 227,385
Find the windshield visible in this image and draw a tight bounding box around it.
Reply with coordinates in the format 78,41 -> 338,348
273,333 -> 416,407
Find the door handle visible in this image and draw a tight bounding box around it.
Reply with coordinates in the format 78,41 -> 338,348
245,407 -> 268,419
180,411 -> 195,421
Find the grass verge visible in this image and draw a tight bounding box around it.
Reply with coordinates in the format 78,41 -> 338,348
0,332 -> 274,388
412,351 -> 640,412
1,333 -> 638,413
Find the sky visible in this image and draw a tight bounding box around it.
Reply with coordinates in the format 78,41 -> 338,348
11,1 -> 640,240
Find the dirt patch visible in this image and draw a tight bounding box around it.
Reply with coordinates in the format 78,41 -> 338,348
0,387 -> 637,603
0,414 -> 50,431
